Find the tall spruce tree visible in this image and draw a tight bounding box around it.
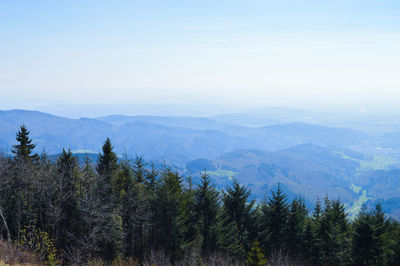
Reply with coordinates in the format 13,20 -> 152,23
371,203 -> 387,265
316,198 -> 350,265
55,149 -> 81,252
2,125 -> 38,240
12,125 -> 38,162
120,158 -> 151,261
352,207 -> 375,265
286,198 -> 308,259
195,173 -> 220,257
153,168 -> 189,263
302,219 -> 318,264
95,138 -> 123,261
96,138 -> 118,179
261,184 -> 289,254
219,179 -> 256,259
132,156 -> 146,183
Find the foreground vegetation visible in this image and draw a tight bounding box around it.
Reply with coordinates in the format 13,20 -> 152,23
1,126 -> 400,265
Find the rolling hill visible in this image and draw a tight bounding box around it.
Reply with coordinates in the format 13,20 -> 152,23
3,109 -> 400,218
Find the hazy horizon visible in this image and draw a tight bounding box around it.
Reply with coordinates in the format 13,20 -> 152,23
1,0 -> 400,115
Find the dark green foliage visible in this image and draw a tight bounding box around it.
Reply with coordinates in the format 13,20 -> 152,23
286,198 -> 308,259
153,168 -> 190,262
1,126 -> 38,240
302,220 -> 318,264
195,173 -> 220,257
120,159 -> 151,261
96,137 -> 118,178
2,126 -> 400,265
54,149 -> 81,252
219,179 -> 257,259
316,198 -> 351,265
246,240 -> 267,266
352,203 -> 389,266
12,125 -> 38,162
94,138 -> 123,261
132,155 -> 146,183
352,207 -> 375,265
260,184 -> 289,253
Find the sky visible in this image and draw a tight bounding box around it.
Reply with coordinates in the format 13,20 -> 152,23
1,0 -> 400,115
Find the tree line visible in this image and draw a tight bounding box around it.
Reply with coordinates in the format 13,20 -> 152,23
1,125 -> 400,265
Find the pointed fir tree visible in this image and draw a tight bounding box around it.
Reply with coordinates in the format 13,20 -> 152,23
261,184 -> 288,253
2,125 -> 38,239
96,138 -> 118,178
55,149 -> 81,251
120,160 -> 151,261
132,155 -> 146,183
286,198 -> 308,259
219,179 -> 256,259
246,240 -> 267,266
317,198 -> 350,265
371,203 -> 387,265
352,206 -> 375,265
153,168 -> 189,263
182,176 -> 200,252
195,172 -> 220,257
12,125 -> 38,162
302,219 -> 318,264
95,138 -> 123,261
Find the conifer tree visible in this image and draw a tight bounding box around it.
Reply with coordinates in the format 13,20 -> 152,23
153,168 -> 189,263
3,126 -> 400,265
317,198 -> 350,265
219,179 -> 256,259
371,203 -> 387,265
96,138 -> 118,178
114,157 -> 130,199
352,207 -> 375,265
246,240 -> 267,266
302,219 -> 317,264
286,198 -> 308,259
195,173 -> 220,256
3,125 -> 38,240
120,160 -> 150,261
182,176 -> 200,252
95,138 -> 123,261
12,125 -> 38,162
144,162 -> 158,193
218,217 -> 243,258
132,155 -> 146,183
55,149 -> 81,251
261,184 -> 288,253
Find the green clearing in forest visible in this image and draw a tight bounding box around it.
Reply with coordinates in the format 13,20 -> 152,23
347,189 -> 371,217
207,169 -> 236,180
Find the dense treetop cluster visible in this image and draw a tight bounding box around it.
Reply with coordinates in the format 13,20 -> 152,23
1,125 -> 400,265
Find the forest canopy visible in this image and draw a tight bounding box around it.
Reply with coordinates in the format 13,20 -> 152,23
1,125 -> 400,265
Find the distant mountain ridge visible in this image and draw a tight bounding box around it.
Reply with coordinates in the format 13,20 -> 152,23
0,109 -> 372,161
2,109 -> 400,219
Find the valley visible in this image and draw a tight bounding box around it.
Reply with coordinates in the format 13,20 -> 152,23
1,109 -> 400,219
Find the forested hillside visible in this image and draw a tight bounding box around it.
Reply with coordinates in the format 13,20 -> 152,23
2,110 -> 400,220
1,126 -> 400,265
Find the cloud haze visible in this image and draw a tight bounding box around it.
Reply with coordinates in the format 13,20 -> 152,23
0,0 -> 399,114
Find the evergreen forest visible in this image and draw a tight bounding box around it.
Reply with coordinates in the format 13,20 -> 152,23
1,125 -> 400,265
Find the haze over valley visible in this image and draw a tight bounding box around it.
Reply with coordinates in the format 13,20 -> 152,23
2,1 -> 400,264
2,107 -> 400,219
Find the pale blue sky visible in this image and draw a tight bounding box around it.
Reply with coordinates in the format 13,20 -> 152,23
1,0 -> 400,113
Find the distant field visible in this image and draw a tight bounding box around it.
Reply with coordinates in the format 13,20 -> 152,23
358,154 -> 399,171
207,169 -> 236,180
337,151 -> 399,171
351,183 -> 362,194
347,190 -> 371,217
